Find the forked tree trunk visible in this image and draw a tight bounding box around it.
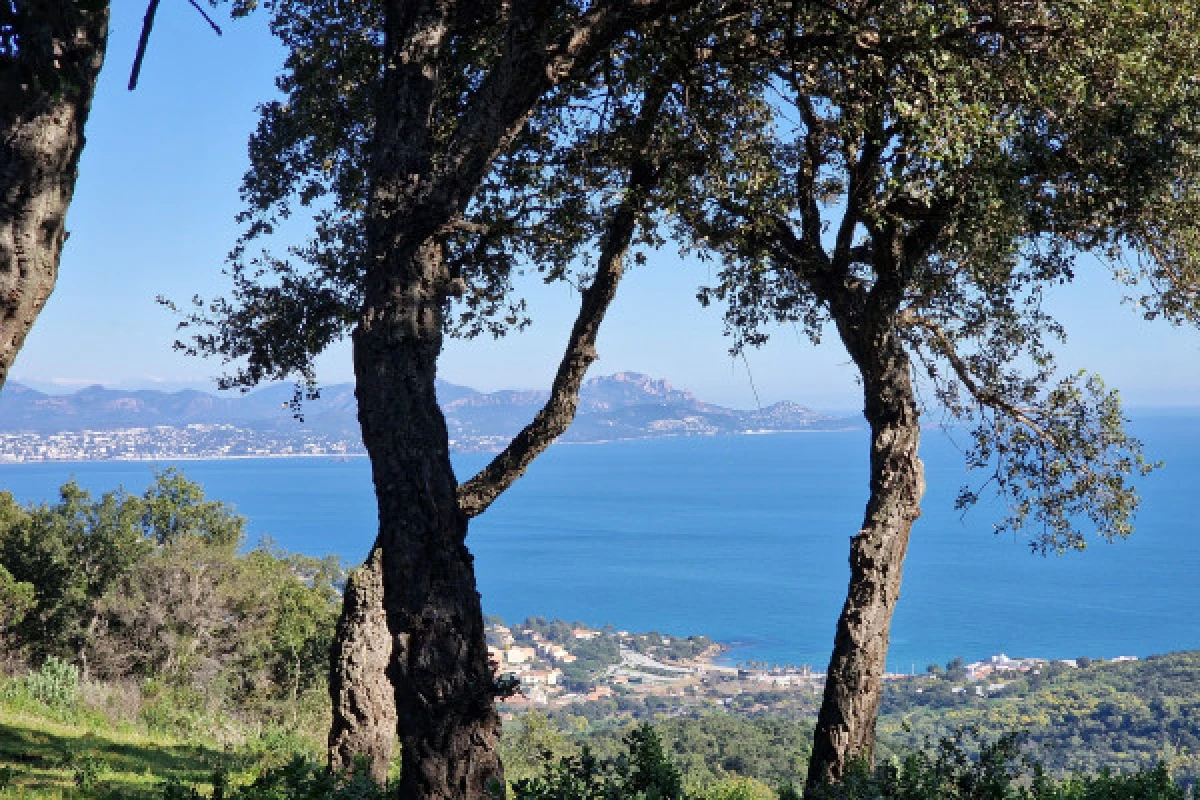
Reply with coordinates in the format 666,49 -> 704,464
345,239 -> 504,799
328,547 -> 396,783
328,70 -> 669,789
806,323 -> 925,790
323,1 -> 696,792
0,5 -> 109,390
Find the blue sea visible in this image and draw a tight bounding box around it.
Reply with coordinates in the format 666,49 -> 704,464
1,413 -> 1198,672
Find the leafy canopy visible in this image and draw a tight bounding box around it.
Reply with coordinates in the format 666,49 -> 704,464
664,0 -> 1200,551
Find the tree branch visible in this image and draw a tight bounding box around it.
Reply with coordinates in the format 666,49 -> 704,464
128,0 -> 221,92
905,313 -> 1056,447
432,0 -> 712,229
185,0 -> 224,36
792,89 -> 827,250
456,79 -> 670,518
128,0 -> 161,90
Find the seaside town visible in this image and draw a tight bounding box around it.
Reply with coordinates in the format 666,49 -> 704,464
0,425 -> 365,463
486,617 -> 1141,720
0,425 -> 351,463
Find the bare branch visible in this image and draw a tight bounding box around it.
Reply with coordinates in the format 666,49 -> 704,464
186,0 -> 224,36
128,0 -> 161,91
129,0 -> 222,92
792,90 -> 827,249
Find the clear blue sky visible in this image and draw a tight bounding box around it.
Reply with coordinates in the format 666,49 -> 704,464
10,2 -> 1200,411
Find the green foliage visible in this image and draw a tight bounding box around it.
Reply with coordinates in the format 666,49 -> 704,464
0,469 -> 248,664
879,652 -> 1200,784
73,753 -> 105,792
671,0 -> 1200,550
692,777 -> 776,800
21,656 -> 80,712
658,717 -> 812,789
501,711 -> 572,785
524,653 -> 1200,792
141,468 -> 245,549
810,732 -> 1031,800
1029,765 -> 1183,800
0,481 -> 148,662
809,731 -> 1184,800
0,562 -> 33,633
513,725 -> 687,800
0,472 -> 342,740
169,0 -> 730,395
158,756 -> 386,800
513,722 -> 1187,800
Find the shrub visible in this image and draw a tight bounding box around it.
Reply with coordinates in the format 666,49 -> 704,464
808,731 -> 1187,800
24,656 -> 80,711
514,725 -> 1188,800
159,756 -> 386,800
513,725 -> 687,800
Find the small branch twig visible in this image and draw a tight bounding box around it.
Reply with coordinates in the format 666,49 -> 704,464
129,0 -> 222,92
904,313 -> 1056,447
128,0 -> 161,90
187,0 -> 224,36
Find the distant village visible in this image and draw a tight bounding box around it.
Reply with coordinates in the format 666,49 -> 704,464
0,425 -> 365,462
485,617 -> 1140,719
0,425 -> 515,462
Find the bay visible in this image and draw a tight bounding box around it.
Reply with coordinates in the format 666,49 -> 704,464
1,413 -> 1197,671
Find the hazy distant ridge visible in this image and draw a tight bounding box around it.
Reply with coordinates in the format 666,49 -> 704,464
0,372 -> 854,458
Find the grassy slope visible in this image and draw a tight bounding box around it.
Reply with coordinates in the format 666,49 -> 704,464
0,707 -> 234,798
3,653 -> 1199,796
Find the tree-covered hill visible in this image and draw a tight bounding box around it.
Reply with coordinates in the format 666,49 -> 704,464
877,652 -> 1200,783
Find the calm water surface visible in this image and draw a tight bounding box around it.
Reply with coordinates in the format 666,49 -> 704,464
1,414 -> 1196,670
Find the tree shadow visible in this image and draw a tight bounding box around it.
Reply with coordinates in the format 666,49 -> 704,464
0,720 -> 233,796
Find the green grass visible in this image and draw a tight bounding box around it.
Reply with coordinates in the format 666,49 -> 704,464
0,707 -> 236,799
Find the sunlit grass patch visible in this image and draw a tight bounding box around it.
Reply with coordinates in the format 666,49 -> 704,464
0,707 -> 234,798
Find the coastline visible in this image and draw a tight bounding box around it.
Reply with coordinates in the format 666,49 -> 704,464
0,426 -> 863,465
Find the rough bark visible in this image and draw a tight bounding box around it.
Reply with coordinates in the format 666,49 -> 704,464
328,548 -> 396,783
324,4 -> 502,790
353,234 -> 505,799
330,127 -> 661,784
0,4 -> 109,391
806,320 -> 925,790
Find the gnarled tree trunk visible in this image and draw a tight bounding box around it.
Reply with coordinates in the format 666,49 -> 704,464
328,547 -> 396,783
323,2 -> 703,793
806,320 -> 925,790
0,4 -> 109,390
348,237 -> 504,800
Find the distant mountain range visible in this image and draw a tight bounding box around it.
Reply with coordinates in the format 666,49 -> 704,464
0,373 -> 856,460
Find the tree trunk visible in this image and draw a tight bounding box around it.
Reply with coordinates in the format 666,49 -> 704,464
348,238 -> 503,799
324,2 -> 695,792
0,5 -> 109,391
806,323 -> 925,790
328,548 -> 396,783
